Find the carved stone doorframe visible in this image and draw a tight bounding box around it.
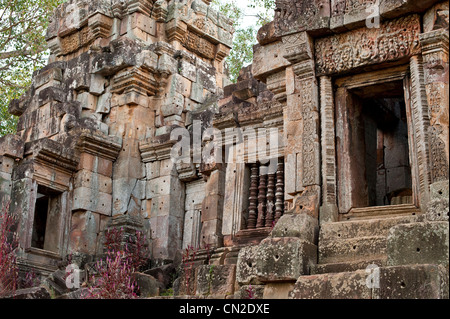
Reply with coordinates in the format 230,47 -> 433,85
320,60 -> 433,219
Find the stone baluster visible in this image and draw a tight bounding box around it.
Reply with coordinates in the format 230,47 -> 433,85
247,163 -> 259,229
265,171 -> 276,227
275,161 -> 284,223
256,164 -> 268,228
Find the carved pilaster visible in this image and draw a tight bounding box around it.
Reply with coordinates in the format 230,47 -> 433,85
319,76 -> 338,223
420,30 -> 449,183
409,55 -> 432,208
300,77 -> 320,187
247,163 -> 259,229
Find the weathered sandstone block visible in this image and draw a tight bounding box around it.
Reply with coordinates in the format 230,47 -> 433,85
236,237 -> 317,284
387,221 -> 449,267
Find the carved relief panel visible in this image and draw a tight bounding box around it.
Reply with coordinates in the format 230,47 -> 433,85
316,15 -> 421,75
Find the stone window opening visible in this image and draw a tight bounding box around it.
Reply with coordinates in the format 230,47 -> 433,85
31,185 -> 63,253
245,158 -> 285,230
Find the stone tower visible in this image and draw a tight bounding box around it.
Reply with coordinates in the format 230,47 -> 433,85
0,0 -> 448,299
0,0 -> 233,276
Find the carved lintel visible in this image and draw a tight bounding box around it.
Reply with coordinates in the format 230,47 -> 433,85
26,138 -> 78,170
60,26 -> 95,55
316,15 -> 422,76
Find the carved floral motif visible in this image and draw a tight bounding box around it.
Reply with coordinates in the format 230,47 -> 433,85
301,78 -> 319,186
316,15 -> 421,75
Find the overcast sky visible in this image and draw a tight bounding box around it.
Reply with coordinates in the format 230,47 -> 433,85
234,0 -> 266,29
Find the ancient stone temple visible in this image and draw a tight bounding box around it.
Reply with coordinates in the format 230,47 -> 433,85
0,0 -> 448,299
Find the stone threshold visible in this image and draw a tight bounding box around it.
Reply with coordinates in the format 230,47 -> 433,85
341,204 -> 422,221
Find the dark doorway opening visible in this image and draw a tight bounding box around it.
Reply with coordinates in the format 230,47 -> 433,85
350,80 -> 412,208
31,185 -> 62,251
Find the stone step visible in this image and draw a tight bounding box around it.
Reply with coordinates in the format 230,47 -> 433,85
319,214 -> 423,242
311,257 -> 387,275
318,236 -> 387,264
289,264 -> 449,299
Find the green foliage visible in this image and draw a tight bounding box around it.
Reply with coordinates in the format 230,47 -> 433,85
160,288 -> 174,296
225,27 -> 256,83
0,0 -> 64,137
211,0 -> 274,83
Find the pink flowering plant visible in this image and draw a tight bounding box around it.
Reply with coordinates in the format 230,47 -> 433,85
0,202 -> 19,298
83,227 -> 148,299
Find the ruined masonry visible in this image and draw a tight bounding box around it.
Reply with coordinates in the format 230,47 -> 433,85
0,0 -> 448,299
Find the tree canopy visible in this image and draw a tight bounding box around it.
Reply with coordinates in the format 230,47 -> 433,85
0,0 -> 64,137
211,0 -> 274,83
